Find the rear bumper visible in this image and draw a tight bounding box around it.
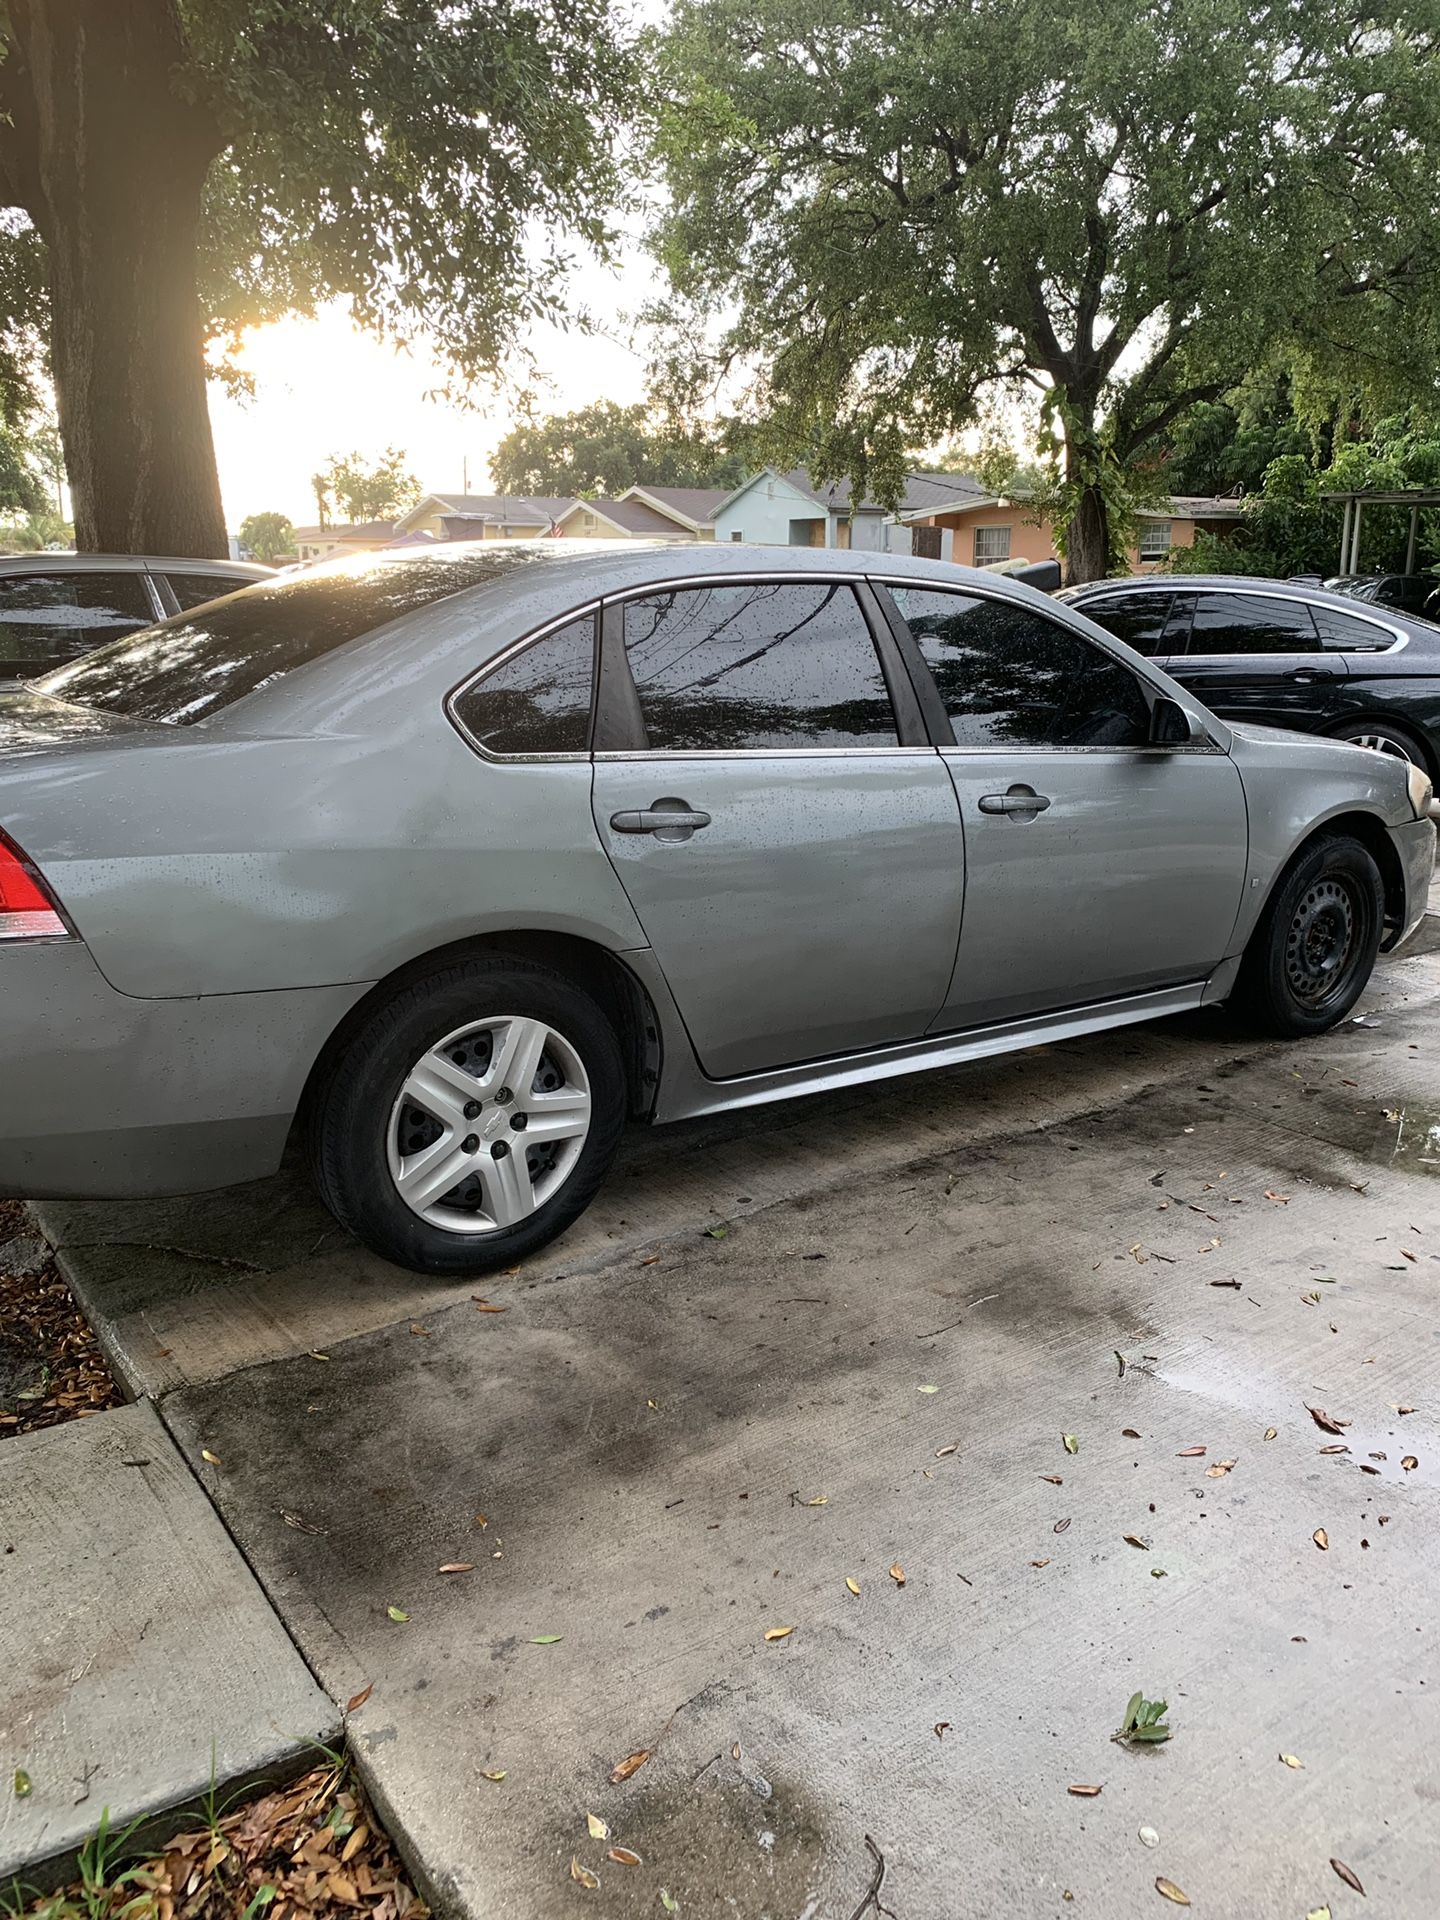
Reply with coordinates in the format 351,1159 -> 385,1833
1383,816 -> 1436,951
0,942 -> 369,1199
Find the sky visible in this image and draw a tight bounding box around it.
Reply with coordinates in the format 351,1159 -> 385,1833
206,239 -> 663,531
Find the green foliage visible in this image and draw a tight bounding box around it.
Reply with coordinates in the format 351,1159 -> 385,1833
236,511 -> 296,562
1113,1691 -> 1173,1745
488,401 -> 746,497
651,0 -> 1440,574
310,450 -> 419,526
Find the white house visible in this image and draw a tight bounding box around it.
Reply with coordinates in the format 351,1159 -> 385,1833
709,468 -> 988,550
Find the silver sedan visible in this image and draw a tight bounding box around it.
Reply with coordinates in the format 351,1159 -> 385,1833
0,542 -> 1433,1273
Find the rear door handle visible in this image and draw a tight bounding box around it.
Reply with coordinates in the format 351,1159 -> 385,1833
1287,667 -> 1341,682
978,788 -> 1051,816
609,806 -> 712,836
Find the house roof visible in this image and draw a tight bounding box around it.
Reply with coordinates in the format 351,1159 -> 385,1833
399,493 -> 577,531
290,520 -> 398,544
717,465 -> 987,520
620,485 -> 728,528
1165,495 -> 1248,520
556,497 -> 694,536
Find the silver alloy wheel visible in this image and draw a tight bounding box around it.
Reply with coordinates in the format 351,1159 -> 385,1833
1347,728 -> 1417,764
386,1014 -> 592,1234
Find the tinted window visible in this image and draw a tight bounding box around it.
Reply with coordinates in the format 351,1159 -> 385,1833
1310,604 -> 1396,652
452,616 -> 596,755
891,587 -> 1151,748
164,572 -> 252,612
1188,593 -> 1319,654
34,547 -> 556,725
1078,590 -> 1174,657
0,569 -> 154,676
622,583 -> 898,750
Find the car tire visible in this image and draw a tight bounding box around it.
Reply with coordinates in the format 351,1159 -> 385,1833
310,956 -> 627,1275
1233,833 -> 1384,1037
1330,716 -> 1433,774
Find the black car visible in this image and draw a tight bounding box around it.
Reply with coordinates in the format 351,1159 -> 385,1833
1322,572 -> 1440,620
1061,574 -> 1440,774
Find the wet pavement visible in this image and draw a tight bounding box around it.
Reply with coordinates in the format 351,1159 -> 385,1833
37,933 -> 1440,1917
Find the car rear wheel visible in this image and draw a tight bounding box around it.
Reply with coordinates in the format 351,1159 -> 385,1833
1331,717 -> 1431,772
1233,834 -> 1384,1036
310,957 -> 626,1275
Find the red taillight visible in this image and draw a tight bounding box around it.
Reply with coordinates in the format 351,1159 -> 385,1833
0,830 -> 68,941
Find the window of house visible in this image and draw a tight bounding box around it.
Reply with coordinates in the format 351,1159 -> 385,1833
0,569 -> 155,676
451,615 -> 596,756
1187,592 -> 1319,654
910,526 -> 943,561
890,586 -> 1151,749
788,518 -> 824,547
1137,519 -> 1173,562
730,530 -> 744,543
622,582 -> 898,751
973,526 -> 1011,564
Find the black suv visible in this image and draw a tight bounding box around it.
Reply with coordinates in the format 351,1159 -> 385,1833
1062,574 -> 1440,773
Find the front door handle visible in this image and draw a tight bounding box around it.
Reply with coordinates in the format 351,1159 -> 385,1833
978,786 -> 1051,817
609,802 -> 712,840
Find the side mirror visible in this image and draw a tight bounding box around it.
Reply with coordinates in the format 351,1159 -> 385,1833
1150,695 -> 1198,747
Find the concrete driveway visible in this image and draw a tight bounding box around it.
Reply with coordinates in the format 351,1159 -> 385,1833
40,936 -> 1440,1919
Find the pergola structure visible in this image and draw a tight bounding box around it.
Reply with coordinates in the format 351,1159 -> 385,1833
1321,487 -> 1440,575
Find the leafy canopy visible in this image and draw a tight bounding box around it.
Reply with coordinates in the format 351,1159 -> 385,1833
310,449 -> 420,526
652,0 -> 1440,515
237,511 -> 297,562
489,400 -> 745,497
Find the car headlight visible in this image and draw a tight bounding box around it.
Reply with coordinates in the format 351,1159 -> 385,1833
1406,759 -> 1435,820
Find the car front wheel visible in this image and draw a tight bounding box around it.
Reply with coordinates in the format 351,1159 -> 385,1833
311,957 -> 627,1274
1233,833 -> 1384,1036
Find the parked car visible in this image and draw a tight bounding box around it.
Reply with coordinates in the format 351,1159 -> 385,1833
1322,572 -> 1439,619
0,552 -> 275,686
1,545 -> 1433,1274
1062,573 -> 1440,772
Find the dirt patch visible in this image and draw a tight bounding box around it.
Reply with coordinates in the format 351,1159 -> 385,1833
0,1198 -> 123,1439
9,1759 -> 426,1920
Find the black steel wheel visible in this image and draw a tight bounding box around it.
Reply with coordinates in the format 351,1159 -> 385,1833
1234,833 -> 1384,1036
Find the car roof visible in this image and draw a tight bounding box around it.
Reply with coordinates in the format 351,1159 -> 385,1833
1063,571 -> 1440,642
0,552 -> 273,573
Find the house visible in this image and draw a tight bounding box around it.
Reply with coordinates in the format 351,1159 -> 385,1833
290,520 -> 399,563
708,468 -> 985,551
550,485 -> 728,542
394,494 -> 577,541
898,489 -> 1247,572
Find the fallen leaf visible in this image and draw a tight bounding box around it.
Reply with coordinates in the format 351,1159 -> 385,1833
845,1577 -> 860,1596
607,1847 -> 641,1867
409,1322 -> 431,1337
1263,1190 -> 1290,1204
1054,1518 -> 1071,1534
1205,1459 -> 1237,1478
438,1562 -> 475,1574
308,1349 -> 330,1361
1123,1533 -> 1150,1549
1063,1433 -> 1080,1455
703,1225 -> 728,1240
481,1768 -> 507,1783
1280,1752 -> 1305,1769
1177,1446 -> 1207,1458
1319,1444 -> 1349,1456
609,1749 -> 652,1785
1209,1277 -> 1242,1288
1330,1859 -> 1364,1895
1401,1248 -> 1417,1262
1403,1455 -> 1419,1471
201,1448 -> 222,1466
1115,1351 -> 1127,1377
1265,1427 -> 1278,1440
530,1634 -> 563,1644
587,1813 -> 609,1842
1306,1909 -> 1331,1920
569,1856 -> 599,1890
472,1300 -> 508,1313
1031,1558 -> 1051,1568
934,1722 -> 951,1739
916,1384 -> 940,1395
13,1769 -> 31,1798
1313,1529 -> 1329,1551
280,1509 -> 328,1536
386,1605 -> 409,1623
798,1493 -> 827,1507
1155,1877 -> 1190,1905
1040,1474 -> 1064,1485
1122,1428 -> 1142,1439
764,1625 -> 795,1642
660,1893 -> 679,1914
1151,1567 -> 1167,1579
1307,1406 -> 1351,1436
888,1563 -> 906,1586
1068,1784 -> 1103,1797
935,1444 -> 958,1458
346,1684 -> 374,1713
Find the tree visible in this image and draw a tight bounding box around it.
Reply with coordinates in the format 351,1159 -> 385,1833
237,511 -> 296,563
652,0 -> 1440,581
312,449 -> 421,525
489,400 -> 745,497
0,2 -> 637,558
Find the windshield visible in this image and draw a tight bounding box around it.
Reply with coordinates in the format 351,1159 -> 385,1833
33,545 -> 562,725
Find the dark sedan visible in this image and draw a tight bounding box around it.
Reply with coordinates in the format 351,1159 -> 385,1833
1062,574 -> 1440,773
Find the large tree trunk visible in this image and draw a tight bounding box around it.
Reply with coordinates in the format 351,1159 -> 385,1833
3,0 -> 227,557
1064,482 -> 1110,586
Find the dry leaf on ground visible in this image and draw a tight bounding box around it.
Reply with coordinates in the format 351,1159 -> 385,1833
569,1857 -> 599,1889
609,1749 -> 651,1785
1313,1529 -> 1330,1551
1330,1859 -> 1365,1895
764,1625 -> 795,1642
1155,1877 -> 1190,1905
1307,1406 -> 1351,1435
